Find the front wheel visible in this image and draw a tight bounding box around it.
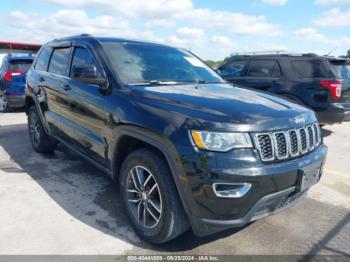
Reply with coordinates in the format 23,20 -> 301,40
28,106 -> 57,153
120,148 -> 189,244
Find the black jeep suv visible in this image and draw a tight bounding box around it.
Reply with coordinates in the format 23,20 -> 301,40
25,35 -> 327,244
218,53 -> 350,125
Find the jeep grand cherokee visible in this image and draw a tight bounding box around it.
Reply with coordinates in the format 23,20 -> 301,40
25,35 -> 327,244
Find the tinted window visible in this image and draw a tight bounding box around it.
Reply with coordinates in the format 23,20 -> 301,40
329,61 -> 350,79
70,47 -> 101,77
247,60 -> 281,77
35,47 -> 52,71
101,42 -> 224,85
292,60 -> 333,78
220,60 -> 248,77
48,48 -> 71,76
9,60 -> 33,72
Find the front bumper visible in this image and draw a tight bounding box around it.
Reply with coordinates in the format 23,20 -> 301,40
175,144 -> 327,236
316,103 -> 350,124
191,186 -> 307,236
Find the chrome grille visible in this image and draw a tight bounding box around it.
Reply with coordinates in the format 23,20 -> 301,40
256,122 -> 322,162
273,132 -> 288,159
257,134 -> 274,161
288,130 -> 299,157
307,125 -> 314,150
299,128 -> 308,153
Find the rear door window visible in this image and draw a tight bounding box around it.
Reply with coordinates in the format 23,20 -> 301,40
48,47 -> 72,76
35,47 -> 52,72
9,60 -> 33,72
246,60 -> 281,77
291,60 -> 333,78
220,60 -> 249,77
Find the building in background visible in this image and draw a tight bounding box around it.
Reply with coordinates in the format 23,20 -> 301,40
0,41 -> 41,64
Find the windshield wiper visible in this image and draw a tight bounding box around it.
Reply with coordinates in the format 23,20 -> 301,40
128,80 -> 185,86
128,80 -> 223,86
195,80 -> 223,84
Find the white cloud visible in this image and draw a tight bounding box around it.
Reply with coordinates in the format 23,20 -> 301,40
313,8 -> 350,26
262,0 -> 287,6
3,1 -> 287,60
5,10 -> 136,43
40,0 -> 282,37
314,0 -> 350,5
211,36 -> 235,48
168,27 -> 205,49
179,9 -> 283,36
145,19 -> 175,29
41,0 -> 193,19
140,31 -> 165,43
294,27 -> 330,43
176,27 -> 205,39
294,27 -> 350,46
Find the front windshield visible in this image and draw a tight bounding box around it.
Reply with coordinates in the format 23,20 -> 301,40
101,41 -> 224,85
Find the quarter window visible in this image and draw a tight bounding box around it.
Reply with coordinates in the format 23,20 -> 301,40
247,60 -> 282,77
35,47 -> 52,72
292,60 -> 333,78
48,47 -> 71,76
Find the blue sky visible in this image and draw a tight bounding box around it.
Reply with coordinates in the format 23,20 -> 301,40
1,0 -> 350,60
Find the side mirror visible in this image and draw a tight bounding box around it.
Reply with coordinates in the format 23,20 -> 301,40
71,65 -> 107,86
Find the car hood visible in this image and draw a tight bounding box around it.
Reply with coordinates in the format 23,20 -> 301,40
128,83 -> 316,132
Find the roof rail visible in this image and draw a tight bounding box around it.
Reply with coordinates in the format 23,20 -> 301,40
230,50 -> 290,56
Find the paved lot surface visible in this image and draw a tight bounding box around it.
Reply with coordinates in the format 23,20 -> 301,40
0,112 -> 349,255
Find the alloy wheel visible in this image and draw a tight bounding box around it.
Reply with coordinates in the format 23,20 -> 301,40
126,166 -> 163,228
29,113 -> 41,146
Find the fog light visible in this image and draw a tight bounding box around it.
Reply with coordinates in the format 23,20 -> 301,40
213,183 -> 252,198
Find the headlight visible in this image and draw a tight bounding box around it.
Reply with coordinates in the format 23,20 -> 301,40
190,130 -> 253,152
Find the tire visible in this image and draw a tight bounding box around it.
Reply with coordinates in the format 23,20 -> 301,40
0,93 -> 10,112
28,106 -> 57,153
120,148 -> 189,244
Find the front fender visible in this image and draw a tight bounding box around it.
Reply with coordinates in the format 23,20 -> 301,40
109,125 -> 195,218
25,92 -> 51,134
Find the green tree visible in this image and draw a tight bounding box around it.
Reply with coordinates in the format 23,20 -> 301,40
347,49 -> 350,58
204,60 -> 223,68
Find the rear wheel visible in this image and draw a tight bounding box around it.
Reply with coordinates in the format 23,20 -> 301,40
120,148 -> 189,244
28,106 -> 57,153
0,93 -> 9,112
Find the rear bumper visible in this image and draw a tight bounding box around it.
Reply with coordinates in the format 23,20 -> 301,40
316,103 -> 350,124
7,94 -> 25,108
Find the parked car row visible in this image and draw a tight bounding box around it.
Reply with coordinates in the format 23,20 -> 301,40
0,53 -> 35,112
2,49 -> 350,128
24,34 -> 328,244
217,53 -> 350,125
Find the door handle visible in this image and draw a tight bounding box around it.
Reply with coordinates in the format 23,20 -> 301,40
39,77 -> 45,83
63,84 -> 72,91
